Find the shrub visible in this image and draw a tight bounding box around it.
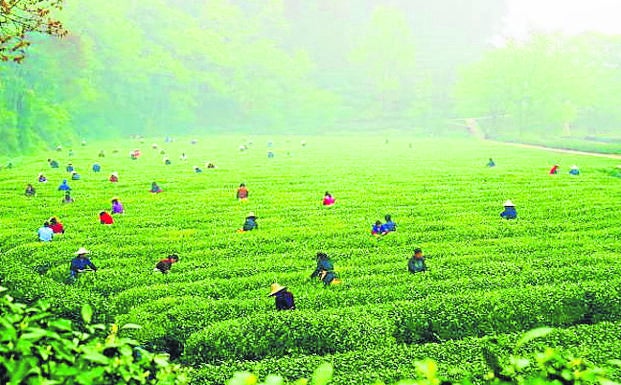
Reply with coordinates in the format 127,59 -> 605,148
0,286 -> 188,384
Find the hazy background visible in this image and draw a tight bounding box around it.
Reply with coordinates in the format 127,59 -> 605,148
1,0 -> 620,154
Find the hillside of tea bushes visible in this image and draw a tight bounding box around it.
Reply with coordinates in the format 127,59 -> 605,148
0,135 -> 620,384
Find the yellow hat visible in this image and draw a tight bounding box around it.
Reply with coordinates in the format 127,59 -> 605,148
268,283 -> 286,296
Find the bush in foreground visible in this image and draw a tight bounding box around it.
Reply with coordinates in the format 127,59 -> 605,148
0,286 -> 188,384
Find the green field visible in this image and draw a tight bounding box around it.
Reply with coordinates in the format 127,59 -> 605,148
1,135 -> 620,384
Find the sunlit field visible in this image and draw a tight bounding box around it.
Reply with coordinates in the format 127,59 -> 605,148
1,135 -> 620,384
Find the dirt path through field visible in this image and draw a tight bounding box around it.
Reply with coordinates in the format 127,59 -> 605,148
490,141 -> 621,160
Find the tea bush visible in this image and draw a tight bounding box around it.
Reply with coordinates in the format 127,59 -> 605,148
0,135 -> 620,384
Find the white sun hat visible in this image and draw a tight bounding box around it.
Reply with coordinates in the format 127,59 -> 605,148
74,247 -> 90,255
503,200 -> 515,207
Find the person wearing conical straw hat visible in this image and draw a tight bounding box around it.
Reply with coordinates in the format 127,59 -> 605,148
569,165 -> 580,176
109,172 -> 119,183
500,199 -> 517,220
268,283 -> 295,311
69,247 -> 97,278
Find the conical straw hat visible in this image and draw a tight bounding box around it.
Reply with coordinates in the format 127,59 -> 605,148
268,283 -> 286,296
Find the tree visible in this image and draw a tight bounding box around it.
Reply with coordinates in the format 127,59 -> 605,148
0,0 -> 67,62
454,33 -> 599,139
349,6 -> 418,124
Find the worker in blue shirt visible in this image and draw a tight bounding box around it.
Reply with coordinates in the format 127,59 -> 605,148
58,179 -> 71,191
70,248 -> 97,278
37,222 -> 53,242
408,248 -> 427,273
382,214 -> 397,232
71,171 -> 81,180
500,200 -> 517,220
268,283 -> 295,310
240,212 -> 258,231
310,252 -> 340,285
371,220 -> 383,237
92,163 -> 101,172
569,165 -> 580,175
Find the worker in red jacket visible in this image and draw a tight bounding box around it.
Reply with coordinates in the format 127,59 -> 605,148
154,254 -> 179,274
49,217 -> 65,234
99,211 -> 114,225
549,164 -> 559,175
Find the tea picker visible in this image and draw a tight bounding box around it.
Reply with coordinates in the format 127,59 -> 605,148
268,283 -> 295,310
408,248 -> 427,274
154,254 -> 179,274
310,252 -> 341,286
67,247 -> 97,284
500,200 -> 517,220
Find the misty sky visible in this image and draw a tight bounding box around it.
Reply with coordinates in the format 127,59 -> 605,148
503,0 -> 621,37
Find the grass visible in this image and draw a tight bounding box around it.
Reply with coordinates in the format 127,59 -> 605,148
0,134 -> 620,384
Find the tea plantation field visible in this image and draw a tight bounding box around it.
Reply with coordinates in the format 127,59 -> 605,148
1,135 -> 620,384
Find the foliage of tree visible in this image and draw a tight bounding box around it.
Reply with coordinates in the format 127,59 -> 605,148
454,33 -> 621,139
0,0 -> 66,62
0,1 -> 509,155
4,1 -> 621,156
348,6 -> 419,124
0,286 -> 188,384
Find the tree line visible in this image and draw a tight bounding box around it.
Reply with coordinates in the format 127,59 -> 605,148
1,0 -> 620,155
